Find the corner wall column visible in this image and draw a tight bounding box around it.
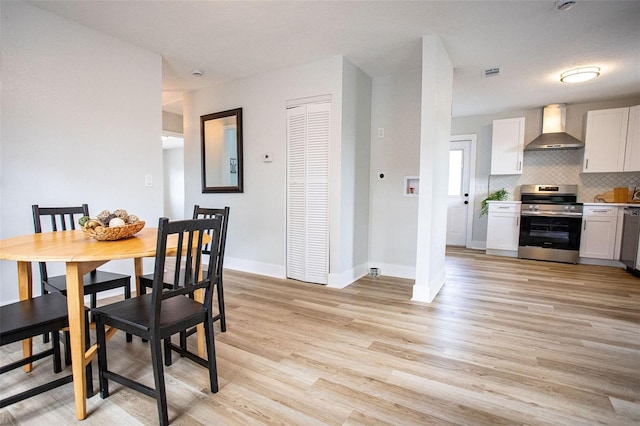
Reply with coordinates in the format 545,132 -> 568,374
412,35 -> 453,302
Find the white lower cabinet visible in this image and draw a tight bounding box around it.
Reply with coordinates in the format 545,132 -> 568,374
486,202 -> 521,252
579,206 -> 620,260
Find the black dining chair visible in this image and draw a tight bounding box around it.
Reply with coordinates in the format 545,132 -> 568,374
0,292 -> 93,408
93,216 -> 222,426
139,206 -> 229,333
32,204 -> 133,347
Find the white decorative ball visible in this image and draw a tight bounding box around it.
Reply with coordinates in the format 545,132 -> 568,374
109,217 -> 126,228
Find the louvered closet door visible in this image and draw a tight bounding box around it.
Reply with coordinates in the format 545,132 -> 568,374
286,102 -> 330,284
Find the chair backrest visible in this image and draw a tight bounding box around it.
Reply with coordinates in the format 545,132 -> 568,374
32,204 -> 90,282
150,217 -> 222,331
192,205 -> 229,276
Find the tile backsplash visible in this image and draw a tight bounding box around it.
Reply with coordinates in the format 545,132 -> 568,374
489,149 -> 640,202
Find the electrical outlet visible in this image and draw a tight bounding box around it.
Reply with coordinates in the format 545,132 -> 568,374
378,128 -> 385,138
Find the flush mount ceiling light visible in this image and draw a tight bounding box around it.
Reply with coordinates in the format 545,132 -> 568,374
560,66 -> 600,83
192,69 -> 204,76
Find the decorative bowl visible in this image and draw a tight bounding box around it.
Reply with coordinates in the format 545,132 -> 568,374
82,221 -> 145,241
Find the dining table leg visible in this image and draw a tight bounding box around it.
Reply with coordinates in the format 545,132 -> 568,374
194,251 -> 206,358
17,261 -> 33,372
194,288 -> 206,357
134,257 -> 143,296
65,261 -> 87,420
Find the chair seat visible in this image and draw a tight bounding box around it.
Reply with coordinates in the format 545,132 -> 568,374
92,293 -> 207,339
0,293 -> 70,345
45,270 -> 131,295
0,292 -> 94,408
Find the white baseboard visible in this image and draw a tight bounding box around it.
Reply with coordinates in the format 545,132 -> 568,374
327,262 -> 369,289
579,258 -> 625,268
485,249 -> 518,258
223,258 -> 416,286
366,262 -> 416,280
411,266 -> 446,303
469,240 -> 486,250
224,257 -> 286,279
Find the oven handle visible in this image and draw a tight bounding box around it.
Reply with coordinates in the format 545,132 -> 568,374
520,211 -> 583,218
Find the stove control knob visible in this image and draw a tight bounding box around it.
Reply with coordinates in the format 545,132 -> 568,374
563,205 -> 569,211
534,205 -> 539,210
570,206 -> 576,211
528,205 -> 534,210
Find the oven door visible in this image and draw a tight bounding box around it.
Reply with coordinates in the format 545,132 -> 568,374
518,211 -> 583,263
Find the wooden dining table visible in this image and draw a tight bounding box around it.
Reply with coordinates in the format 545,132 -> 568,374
0,226 -> 208,420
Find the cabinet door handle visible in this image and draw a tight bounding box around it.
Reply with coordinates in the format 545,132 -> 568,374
583,222 -> 587,230
585,159 -> 589,169
516,216 -> 519,226
518,161 -> 522,171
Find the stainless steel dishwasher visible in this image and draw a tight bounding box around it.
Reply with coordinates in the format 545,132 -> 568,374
620,207 -> 640,275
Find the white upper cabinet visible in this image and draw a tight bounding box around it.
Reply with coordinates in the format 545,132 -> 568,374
624,105 -> 640,172
583,106 -> 640,173
491,117 -> 525,175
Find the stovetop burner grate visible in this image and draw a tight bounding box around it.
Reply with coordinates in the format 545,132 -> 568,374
520,184 -> 579,205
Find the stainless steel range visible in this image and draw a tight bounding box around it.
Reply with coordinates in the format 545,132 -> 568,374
518,184 -> 583,264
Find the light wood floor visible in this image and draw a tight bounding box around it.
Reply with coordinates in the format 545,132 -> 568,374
1,247 -> 639,425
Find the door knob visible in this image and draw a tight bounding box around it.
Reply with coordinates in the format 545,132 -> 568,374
464,193 -> 469,197
464,201 -> 469,205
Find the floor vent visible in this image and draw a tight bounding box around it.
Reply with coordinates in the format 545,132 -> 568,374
483,67 -> 502,77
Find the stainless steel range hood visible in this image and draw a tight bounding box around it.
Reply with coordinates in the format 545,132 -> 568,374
524,104 -> 583,151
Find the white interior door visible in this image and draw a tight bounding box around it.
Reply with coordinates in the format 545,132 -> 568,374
447,139 -> 471,246
286,102 -> 330,284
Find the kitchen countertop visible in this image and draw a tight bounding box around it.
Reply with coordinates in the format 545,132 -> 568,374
582,202 -> 640,207
487,201 -> 640,207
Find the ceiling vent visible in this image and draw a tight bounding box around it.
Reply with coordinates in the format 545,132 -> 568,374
482,67 -> 502,78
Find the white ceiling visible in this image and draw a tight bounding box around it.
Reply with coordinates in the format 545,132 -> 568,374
30,0 -> 640,118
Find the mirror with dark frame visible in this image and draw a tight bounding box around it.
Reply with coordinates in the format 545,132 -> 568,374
201,108 -> 243,193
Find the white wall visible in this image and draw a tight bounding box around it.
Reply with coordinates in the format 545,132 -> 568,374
163,147 -> 185,219
183,56 -> 344,278
0,3 -> 163,304
413,35 -> 453,302
327,58 -> 372,287
183,56 -> 372,286
162,111 -> 184,134
368,69 -> 422,278
162,112 -> 184,219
